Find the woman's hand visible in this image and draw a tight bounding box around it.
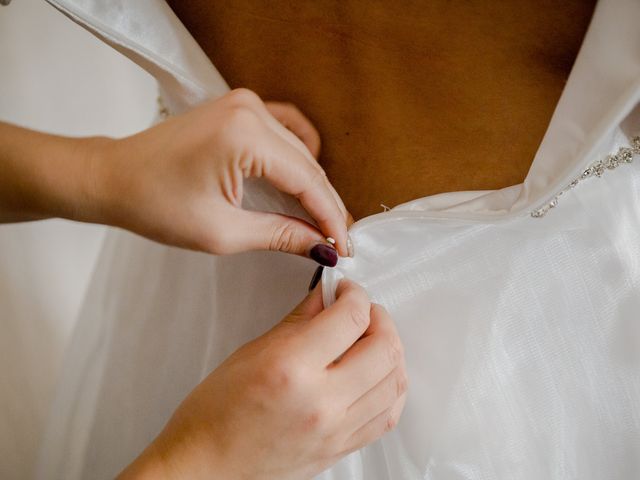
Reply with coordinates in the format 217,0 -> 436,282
94,89 -> 350,264
119,280 -> 407,480
0,89 -> 350,265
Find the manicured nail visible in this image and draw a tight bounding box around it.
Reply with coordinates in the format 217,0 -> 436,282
308,266 -> 324,291
309,243 -> 338,267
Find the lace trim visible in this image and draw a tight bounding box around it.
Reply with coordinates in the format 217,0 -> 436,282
530,136 -> 640,218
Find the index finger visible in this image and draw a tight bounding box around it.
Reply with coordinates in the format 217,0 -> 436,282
329,303 -> 403,403
246,97 -> 350,255
261,130 -> 349,257
291,279 -> 371,366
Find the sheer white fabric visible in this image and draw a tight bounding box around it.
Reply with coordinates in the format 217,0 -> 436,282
38,0 -> 640,479
0,1 -> 156,478
321,126 -> 640,479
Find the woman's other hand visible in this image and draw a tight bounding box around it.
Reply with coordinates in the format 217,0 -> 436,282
119,280 -> 408,480
94,89 -> 350,265
0,89 -> 350,265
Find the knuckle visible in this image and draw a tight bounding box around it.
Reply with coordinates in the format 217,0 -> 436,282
214,106 -> 261,150
336,281 -> 372,331
370,303 -> 389,320
340,283 -> 367,305
395,371 -> 408,397
385,335 -> 404,366
316,166 -> 328,180
303,168 -> 327,192
261,355 -> 305,393
225,103 -> 260,130
343,281 -> 368,303
348,305 -> 370,332
226,87 -> 262,106
269,221 -> 299,253
385,411 -> 399,433
302,403 -> 333,433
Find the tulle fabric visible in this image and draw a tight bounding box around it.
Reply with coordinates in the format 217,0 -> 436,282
38,0 -> 640,478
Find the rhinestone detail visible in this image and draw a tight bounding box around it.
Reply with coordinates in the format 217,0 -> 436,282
530,136 -> 640,218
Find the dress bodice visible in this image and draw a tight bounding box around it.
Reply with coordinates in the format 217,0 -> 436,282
38,1 -> 640,478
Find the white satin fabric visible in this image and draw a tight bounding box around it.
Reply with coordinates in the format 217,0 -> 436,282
38,0 -> 640,479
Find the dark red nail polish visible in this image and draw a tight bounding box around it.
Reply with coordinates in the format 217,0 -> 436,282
308,266 -> 324,291
310,243 -> 338,267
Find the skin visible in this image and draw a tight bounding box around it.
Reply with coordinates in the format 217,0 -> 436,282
0,89 -> 351,258
4,3 -> 596,476
166,0 -> 597,219
119,281 -> 407,480
1,90 -> 406,478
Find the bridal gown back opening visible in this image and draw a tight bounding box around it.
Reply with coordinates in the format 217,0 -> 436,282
38,1 -> 640,479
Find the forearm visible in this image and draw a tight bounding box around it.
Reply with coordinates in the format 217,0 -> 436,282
0,121 -> 109,223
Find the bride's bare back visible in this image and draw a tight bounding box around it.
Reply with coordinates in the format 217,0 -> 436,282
168,0 -> 595,219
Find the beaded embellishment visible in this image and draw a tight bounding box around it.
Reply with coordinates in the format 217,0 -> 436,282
530,136 -> 640,218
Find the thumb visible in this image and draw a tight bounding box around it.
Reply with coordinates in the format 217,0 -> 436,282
233,209 -> 339,267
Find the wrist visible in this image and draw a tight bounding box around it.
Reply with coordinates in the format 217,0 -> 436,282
117,440 -> 175,480
119,425 -> 232,480
39,134 -> 130,228
71,135 -> 122,226
4,128 -> 116,224
81,135 -> 145,232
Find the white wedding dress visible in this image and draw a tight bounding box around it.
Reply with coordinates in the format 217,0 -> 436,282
38,1 -> 640,479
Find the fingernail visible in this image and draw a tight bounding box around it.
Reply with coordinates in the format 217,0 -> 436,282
308,266 -> 324,291
309,243 -> 338,267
